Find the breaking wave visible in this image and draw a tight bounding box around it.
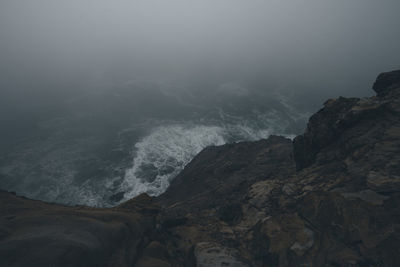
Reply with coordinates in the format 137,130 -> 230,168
0,80 -> 308,207
121,125 -> 226,200
118,119 -> 295,202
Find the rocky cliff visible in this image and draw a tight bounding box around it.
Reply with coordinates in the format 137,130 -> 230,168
1,70 -> 400,266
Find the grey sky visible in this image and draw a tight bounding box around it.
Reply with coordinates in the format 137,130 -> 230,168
0,0 -> 399,93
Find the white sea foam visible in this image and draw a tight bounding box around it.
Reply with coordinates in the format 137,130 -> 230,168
121,125 -> 226,200
118,116 -> 298,202
3,114 -> 299,207
0,83 -> 308,207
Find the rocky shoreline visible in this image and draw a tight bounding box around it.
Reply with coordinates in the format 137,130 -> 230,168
1,70 -> 400,266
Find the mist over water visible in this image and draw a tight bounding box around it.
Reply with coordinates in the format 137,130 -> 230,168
0,77 -> 307,206
0,0 -> 399,206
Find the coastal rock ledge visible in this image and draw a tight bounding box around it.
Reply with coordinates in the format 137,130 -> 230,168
1,70 -> 400,267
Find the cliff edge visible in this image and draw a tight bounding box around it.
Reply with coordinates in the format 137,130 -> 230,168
1,70 -> 400,266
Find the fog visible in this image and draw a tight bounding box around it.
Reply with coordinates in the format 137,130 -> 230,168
0,0 -> 400,206
2,0 -> 400,85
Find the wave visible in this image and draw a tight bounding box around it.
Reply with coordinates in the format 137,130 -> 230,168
118,119 -> 296,202
0,81 -> 308,207
120,125 -> 226,200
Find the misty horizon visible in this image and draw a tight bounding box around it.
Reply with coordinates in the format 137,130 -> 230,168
1,1 -> 400,89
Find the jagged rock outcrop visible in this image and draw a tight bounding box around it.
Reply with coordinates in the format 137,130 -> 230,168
293,69 -> 400,173
1,70 -> 399,266
156,70 -> 400,266
373,70 -> 400,97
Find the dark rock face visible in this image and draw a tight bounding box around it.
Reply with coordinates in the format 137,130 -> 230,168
293,97 -> 359,170
1,70 -> 400,266
373,69 -> 400,96
155,70 -> 400,266
0,192 -> 160,267
294,69 -> 400,171
158,136 -> 295,211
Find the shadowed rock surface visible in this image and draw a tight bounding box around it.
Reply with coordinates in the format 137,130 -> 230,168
0,192 -> 161,267
1,70 -> 400,266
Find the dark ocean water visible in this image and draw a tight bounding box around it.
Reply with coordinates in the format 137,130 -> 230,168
0,78 -> 313,207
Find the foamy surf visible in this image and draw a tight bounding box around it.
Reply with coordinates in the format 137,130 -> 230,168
118,120 -> 295,202
121,125 -> 226,200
